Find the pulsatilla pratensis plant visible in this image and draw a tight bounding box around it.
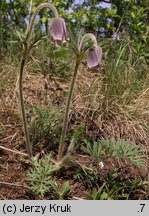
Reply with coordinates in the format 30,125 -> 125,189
58,33 -> 102,161
18,3 -> 67,158
18,2 -> 101,163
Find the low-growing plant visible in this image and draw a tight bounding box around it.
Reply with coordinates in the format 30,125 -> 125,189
86,171 -> 127,200
87,171 -> 148,200
71,124 -> 85,143
100,138 -> 145,168
67,124 -> 85,154
50,181 -> 71,200
74,165 -> 98,187
27,154 -> 54,196
30,107 -> 61,145
81,138 -> 145,168
87,183 -> 107,200
27,154 -> 71,198
81,140 -> 102,162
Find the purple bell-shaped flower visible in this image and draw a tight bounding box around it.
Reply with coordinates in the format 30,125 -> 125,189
50,18 -> 67,44
87,46 -> 102,70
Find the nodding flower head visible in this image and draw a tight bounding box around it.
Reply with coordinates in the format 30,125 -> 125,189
50,18 -> 67,44
87,46 -> 102,71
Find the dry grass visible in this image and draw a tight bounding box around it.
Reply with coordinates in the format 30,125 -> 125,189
0,59 -> 149,147
0,54 -> 149,199
68,65 -> 149,148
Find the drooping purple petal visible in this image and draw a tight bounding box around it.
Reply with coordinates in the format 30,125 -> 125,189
50,18 -> 67,44
87,46 -> 102,70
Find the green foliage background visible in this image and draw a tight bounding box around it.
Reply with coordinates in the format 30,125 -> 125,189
0,0 -> 148,53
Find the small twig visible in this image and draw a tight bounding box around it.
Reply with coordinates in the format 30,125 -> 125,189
10,131 -> 18,143
77,154 -> 92,159
72,196 -> 84,200
0,194 -> 7,199
0,164 -> 7,169
134,87 -> 149,104
0,181 -> 30,189
1,135 -> 14,142
75,160 -> 89,174
0,145 -> 28,157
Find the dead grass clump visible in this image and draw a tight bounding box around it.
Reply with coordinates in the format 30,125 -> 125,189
71,64 -> 149,147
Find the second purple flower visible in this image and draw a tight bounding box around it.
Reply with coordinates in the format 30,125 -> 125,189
87,46 -> 102,71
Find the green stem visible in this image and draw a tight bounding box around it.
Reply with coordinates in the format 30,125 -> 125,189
18,3 -> 59,158
19,49 -> 32,158
26,3 -> 59,40
58,60 -> 81,161
78,33 -> 97,51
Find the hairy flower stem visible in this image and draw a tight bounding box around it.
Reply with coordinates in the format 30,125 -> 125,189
58,60 -> 81,161
26,3 -> 58,40
19,49 -> 32,158
78,33 -> 97,51
18,3 -> 59,158
58,33 -> 98,162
